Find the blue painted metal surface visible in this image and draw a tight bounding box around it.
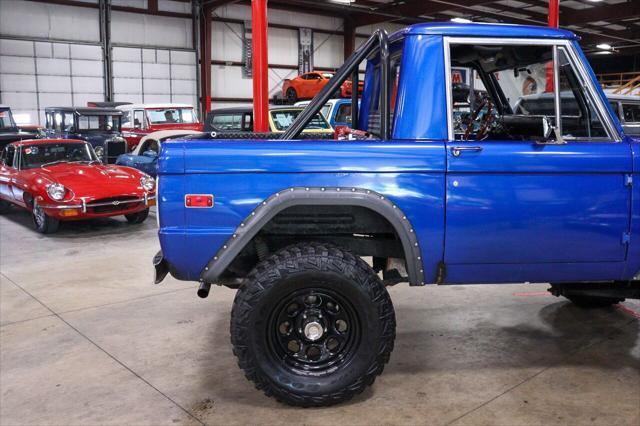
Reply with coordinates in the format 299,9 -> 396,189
157,23 -> 638,286
115,153 -> 158,177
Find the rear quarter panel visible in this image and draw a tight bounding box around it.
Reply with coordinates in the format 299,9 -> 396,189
157,139 -> 446,283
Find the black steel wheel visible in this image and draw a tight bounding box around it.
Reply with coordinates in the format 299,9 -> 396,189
125,208 -> 149,224
230,242 -> 395,407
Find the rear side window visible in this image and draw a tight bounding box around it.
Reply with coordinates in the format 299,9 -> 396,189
211,114 -> 243,131
622,103 -> 640,123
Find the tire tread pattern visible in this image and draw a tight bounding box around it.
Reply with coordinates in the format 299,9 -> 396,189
230,242 -> 396,407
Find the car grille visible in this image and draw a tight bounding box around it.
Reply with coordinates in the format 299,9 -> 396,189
87,196 -> 141,213
105,139 -> 127,164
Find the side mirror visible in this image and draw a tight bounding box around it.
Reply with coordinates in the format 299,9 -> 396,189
537,116 -> 566,145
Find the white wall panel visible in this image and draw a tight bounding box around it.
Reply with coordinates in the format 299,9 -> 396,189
159,0 -> 190,14
313,34 -> 343,69
111,11 -> 193,49
0,1 -> 100,42
211,22 -> 243,62
1,38 -> 104,125
0,56 -> 35,74
36,58 -> 71,75
0,39 -> 32,57
215,4 -> 342,32
112,46 -> 197,107
37,75 -> 72,93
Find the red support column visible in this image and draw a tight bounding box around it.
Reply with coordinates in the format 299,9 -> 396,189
199,3 -> 213,115
252,0 -> 269,132
548,0 -> 559,28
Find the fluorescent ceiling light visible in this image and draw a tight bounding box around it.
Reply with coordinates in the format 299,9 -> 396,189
451,17 -> 472,24
597,43 -> 613,50
330,0 -> 354,4
585,0 -> 604,2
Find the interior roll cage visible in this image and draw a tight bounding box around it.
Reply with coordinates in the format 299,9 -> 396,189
282,29 -> 391,140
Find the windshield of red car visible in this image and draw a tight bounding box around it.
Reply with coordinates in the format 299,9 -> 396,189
270,110 -> 330,131
77,114 -> 121,132
0,109 -> 17,131
146,108 -> 197,124
20,143 -> 98,169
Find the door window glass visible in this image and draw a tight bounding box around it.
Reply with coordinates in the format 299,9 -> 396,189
5,146 -> 16,168
557,48 -> 607,139
210,114 -> 243,131
133,110 -> 145,128
62,113 -> 75,132
335,103 -> 352,125
121,110 -> 132,127
448,43 -> 611,141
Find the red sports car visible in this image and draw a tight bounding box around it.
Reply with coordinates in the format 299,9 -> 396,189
282,72 -> 363,102
0,139 -> 155,233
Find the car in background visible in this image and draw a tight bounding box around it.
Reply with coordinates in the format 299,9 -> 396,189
204,106 -> 333,135
295,99 -> 360,127
44,107 -> 127,164
0,139 -> 155,233
608,94 -> 640,136
282,72 -> 363,103
117,103 -> 203,151
0,105 -> 43,150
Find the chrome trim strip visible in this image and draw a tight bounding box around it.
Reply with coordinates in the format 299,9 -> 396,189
37,203 -> 83,209
553,46 -> 563,140
40,194 -> 155,210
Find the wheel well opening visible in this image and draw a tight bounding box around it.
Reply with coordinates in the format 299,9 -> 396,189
219,204 -> 410,286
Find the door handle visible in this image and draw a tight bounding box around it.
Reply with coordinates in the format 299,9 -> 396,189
451,146 -> 483,157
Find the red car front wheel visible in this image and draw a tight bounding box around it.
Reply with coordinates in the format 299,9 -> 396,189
32,201 -> 59,234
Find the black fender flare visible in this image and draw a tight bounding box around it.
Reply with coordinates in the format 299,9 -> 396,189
200,187 -> 426,285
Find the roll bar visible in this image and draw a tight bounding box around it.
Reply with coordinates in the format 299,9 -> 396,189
281,29 -> 390,140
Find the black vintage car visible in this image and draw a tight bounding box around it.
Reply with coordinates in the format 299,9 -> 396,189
0,105 -> 43,150
44,107 -> 127,164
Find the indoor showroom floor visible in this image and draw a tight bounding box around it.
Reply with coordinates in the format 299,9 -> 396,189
1,208 -> 639,426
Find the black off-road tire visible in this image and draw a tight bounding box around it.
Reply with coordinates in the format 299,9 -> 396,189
0,199 -> 11,214
125,208 -> 149,224
286,88 -> 298,103
230,242 -> 396,407
566,295 -> 624,308
32,201 -> 59,234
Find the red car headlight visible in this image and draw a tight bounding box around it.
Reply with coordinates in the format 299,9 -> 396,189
46,183 -> 66,201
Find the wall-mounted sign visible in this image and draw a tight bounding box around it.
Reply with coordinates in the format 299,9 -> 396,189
298,28 -> 313,75
242,21 -> 253,78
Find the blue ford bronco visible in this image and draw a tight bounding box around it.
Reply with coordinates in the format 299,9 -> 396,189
153,23 -> 640,407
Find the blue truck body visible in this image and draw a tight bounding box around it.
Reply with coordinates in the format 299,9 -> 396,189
156,23 -> 640,287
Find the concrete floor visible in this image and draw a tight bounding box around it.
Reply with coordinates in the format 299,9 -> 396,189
1,207 -> 639,426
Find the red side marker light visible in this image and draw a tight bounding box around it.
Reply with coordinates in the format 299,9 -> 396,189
185,194 -> 214,208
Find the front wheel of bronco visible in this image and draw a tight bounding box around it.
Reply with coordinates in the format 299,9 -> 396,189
230,242 -> 396,407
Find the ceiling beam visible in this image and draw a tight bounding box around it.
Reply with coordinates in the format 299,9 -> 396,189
351,0 -> 493,27
562,1 -> 640,26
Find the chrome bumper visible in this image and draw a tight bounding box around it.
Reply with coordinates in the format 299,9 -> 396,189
39,194 -> 156,212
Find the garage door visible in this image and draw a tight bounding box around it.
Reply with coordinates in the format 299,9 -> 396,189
0,38 -> 104,126
112,46 -> 197,106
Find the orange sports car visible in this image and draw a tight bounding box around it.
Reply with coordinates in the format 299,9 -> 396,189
282,72 -> 363,102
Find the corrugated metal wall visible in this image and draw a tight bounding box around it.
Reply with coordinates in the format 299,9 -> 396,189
0,0 -> 196,125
